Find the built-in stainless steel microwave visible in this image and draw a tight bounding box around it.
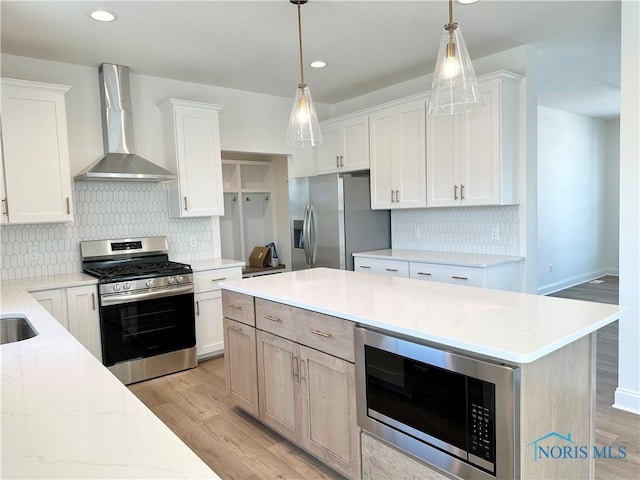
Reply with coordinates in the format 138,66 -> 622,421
354,326 -> 520,480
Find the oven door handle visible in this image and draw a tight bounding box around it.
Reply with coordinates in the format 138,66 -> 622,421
100,285 -> 194,306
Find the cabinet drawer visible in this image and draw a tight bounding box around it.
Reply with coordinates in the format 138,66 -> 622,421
297,310 -> 355,363
255,298 -> 297,340
194,267 -> 242,293
222,290 -> 255,326
410,262 -> 484,288
354,257 -> 409,277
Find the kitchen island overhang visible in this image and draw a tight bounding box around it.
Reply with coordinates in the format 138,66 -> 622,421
219,267 -> 624,365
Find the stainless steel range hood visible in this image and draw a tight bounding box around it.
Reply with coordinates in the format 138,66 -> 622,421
74,63 -> 176,182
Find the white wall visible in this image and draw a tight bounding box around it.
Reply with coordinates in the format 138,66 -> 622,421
616,0 -> 640,415
604,119 -> 621,270
537,107 -> 619,294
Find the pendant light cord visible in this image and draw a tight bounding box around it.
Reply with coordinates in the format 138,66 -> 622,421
296,1 -> 306,86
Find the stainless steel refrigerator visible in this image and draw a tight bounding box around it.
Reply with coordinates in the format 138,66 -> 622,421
289,171 -> 391,271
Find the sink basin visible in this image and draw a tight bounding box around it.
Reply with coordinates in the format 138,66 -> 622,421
1,314 -> 38,344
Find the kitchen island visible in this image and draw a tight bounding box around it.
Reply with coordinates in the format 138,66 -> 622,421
1,280 -> 219,479
220,268 -> 625,480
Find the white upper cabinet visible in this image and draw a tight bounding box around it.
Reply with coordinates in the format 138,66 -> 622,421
426,72 -> 522,207
369,99 -> 426,210
1,78 -> 73,224
316,114 -> 369,174
160,99 -> 224,217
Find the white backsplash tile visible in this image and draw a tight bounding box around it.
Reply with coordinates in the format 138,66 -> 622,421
391,205 -> 520,256
1,182 -> 216,280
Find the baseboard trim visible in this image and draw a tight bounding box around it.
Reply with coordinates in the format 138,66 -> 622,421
538,269 -> 616,296
613,387 -> 640,415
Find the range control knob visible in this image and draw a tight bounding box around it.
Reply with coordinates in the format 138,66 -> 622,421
177,275 -> 185,284
146,278 -> 155,288
168,276 -> 177,284
123,282 -> 131,291
113,284 -> 121,291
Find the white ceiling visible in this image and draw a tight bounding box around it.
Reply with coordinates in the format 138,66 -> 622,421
0,0 -> 621,118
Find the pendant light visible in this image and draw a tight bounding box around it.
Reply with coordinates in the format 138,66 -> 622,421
285,0 -> 323,147
428,0 -> 483,115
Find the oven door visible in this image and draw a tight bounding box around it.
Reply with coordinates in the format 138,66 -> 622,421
100,290 -> 195,367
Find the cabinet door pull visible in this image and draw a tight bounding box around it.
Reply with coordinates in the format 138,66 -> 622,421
292,355 -> 299,381
91,293 -> 96,310
451,275 -> 469,281
2,198 -> 8,216
183,196 -> 188,211
336,155 -> 340,168
391,190 -> 395,203
460,184 -> 465,200
396,190 -> 400,203
230,324 -> 243,333
454,185 -> 458,200
210,277 -> 227,283
385,268 -> 398,272
310,329 -> 332,338
340,155 -> 344,167
359,265 -> 371,269
299,358 -> 307,381
417,272 -> 432,276
196,300 -> 200,316
264,315 -> 282,323
226,304 -> 241,310
66,197 -> 71,214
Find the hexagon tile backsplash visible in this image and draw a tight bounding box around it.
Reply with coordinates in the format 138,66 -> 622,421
391,206 -> 520,255
0,182 -> 216,280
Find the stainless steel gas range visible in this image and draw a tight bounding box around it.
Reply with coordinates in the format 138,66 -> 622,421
81,236 -> 196,385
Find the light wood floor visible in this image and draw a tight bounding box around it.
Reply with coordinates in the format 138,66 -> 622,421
130,276 -> 638,479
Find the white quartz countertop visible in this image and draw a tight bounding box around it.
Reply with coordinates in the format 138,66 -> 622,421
2,272 -> 98,291
173,257 -> 245,272
220,268 -> 624,364
1,283 -> 219,478
353,249 -> 524,267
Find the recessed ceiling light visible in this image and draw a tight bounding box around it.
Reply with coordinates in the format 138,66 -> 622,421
310,61 -> 327,68
90,10 -> 117,22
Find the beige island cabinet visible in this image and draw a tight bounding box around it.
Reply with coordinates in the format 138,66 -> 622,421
220,267 -> 624,480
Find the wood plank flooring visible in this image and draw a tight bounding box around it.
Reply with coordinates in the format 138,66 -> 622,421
130,275 -> 638,479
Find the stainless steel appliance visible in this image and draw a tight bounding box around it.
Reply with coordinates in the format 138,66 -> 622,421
289,171 -> 390,271
81,236 -> 196,385
354,327 -> 520,480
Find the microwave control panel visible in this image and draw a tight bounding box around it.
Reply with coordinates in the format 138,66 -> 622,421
468,378 -> 496,470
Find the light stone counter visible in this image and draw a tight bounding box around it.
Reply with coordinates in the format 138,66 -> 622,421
175,257 -> 245,273
353,249 -> 524,267
220,267 -> 624,364
1,281 -> 219,479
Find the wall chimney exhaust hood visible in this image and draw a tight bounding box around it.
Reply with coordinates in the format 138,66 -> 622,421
74,63 -> 177,182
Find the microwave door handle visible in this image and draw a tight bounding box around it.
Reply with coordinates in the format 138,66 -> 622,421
309,205 -> 317,266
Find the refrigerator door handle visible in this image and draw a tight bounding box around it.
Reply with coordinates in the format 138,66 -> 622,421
303,205 -> 311,265
309,205 -> 317,266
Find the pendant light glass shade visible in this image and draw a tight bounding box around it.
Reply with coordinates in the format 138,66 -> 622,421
286,83 -> 322,147
285,0 -> 323,147
428,2 -> 483,115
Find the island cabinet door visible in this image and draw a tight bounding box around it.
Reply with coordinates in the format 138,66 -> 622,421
223,317 -> 258,416
256,330 -> 299,443
299,345 -> 360,479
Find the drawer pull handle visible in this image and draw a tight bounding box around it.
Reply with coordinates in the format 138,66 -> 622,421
451,275 -> 469,281
264,315 -> 282,323
230,325 -> 243,333
417,272 -> 432,276
385,268 -> 398,272
359,265 -> 371,269
292,355 -> 299,381
210,277 -> 227,282
310,329 -> 332,338
227,304 -> 242,310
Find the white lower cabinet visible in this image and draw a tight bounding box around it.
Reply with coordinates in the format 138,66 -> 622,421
353,257 -> 408,278
194,267 -> 242,359
30,285 -> 101,362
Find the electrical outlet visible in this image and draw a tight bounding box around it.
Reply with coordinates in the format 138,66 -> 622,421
491,227 -> 500,240
189,236 -> 197,247
28,246 -> 38,261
